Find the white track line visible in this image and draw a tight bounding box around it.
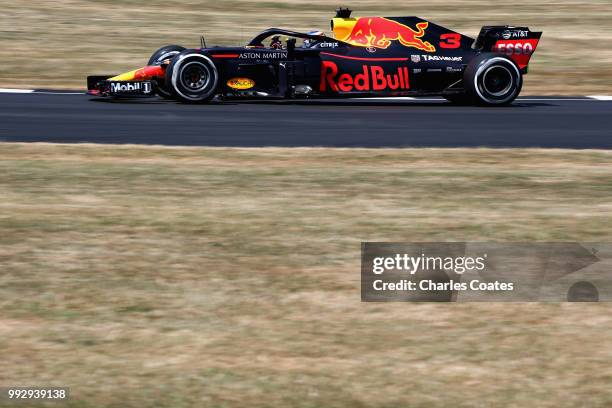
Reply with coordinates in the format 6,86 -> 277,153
35,91 -> 84,95
518,98 -> 598,101
1,88 -> 611,101
0,88 -> 34,94
588,95 -> 612,101
0,89 -> 82,95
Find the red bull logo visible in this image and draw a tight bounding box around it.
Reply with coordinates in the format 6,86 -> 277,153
320,61 -> 410,92
333,17 -> 436,52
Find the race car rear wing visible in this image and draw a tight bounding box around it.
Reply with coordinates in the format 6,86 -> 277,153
474,26 -> 543,70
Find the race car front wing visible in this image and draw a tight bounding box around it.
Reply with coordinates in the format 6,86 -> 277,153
87,76 -> 157,97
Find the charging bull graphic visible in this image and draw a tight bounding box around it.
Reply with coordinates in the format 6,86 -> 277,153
334,17 -> 436,52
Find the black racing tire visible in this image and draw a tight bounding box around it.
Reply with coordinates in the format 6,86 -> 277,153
148,45 -> 186,99
443,93 -> 473,105
165,50 -> 219,103
464,53 -> 522,106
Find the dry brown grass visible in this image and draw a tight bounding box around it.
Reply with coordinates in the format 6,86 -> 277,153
1,143 -> 612,407
2,1 -> 612,94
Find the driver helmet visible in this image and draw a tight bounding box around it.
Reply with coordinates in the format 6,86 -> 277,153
270,36 -> 283,49
303,30 -> 324,48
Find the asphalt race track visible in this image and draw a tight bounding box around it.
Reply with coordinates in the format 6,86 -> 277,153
1,92 -> 611,148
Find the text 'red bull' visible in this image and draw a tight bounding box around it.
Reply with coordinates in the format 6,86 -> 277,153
339,17 -> 436,52
320,61 -> 410,92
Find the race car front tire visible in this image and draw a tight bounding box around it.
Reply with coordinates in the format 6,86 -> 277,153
147,45 -> 186,99
165,52 -> 219,103
464,54 -> 522,106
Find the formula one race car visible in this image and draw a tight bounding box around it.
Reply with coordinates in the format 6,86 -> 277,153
87,8 -> 541,106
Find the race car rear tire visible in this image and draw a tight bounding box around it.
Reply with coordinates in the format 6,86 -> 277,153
464,54 -> 522,106
148,45 -> 186,99
165,51 -> 218,103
